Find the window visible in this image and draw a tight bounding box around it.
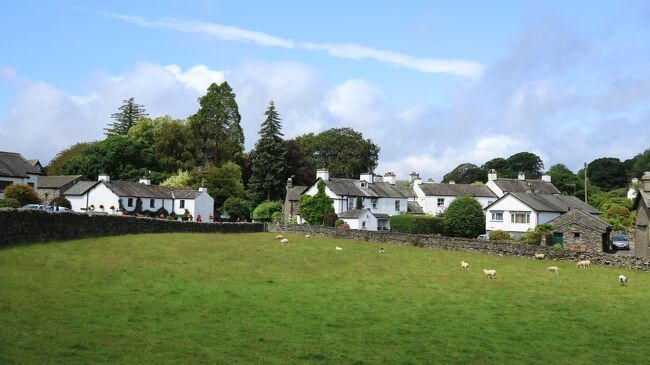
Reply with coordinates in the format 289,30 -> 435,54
511,212 -> 530,224
127,198 -> 133,207
0,180 -> 12,191
362,221 -> 366,229
348,197 -> 355,210
371,198 -> 378,209
150,199 -> 155,208
360,182 -> 368,188
573,232 -> 581,238
180,200 -> 185,208
395,200 -> 400,211
437,198 -> 444,207
491,211 -> 503,221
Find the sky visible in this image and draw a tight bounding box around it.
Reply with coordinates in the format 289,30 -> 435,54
1,0 -> 650,181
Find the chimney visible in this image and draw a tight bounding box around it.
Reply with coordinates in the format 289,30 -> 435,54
449,180 -> 456,185
541,173 -> 551,182
139,177 -> 151,185
487,169 -> 497,181
98,174 -> 110,183
199,179 -> 208,193
287,177 -> 293,189
360,172 -> 374,184
526,182 -> 533,194
316,168 -> 329,181
409,171 -> 420,184
643,171 -> 650,192
518,171 -> 526,181
383,171 -> 396,185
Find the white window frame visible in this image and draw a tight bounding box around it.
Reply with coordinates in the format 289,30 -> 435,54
437,198 -> 445,207
490,211 -> 503,222
371,198 -> 378,209
348,197 -> 355,210
395,200 -> 400,211
510,212 -> 530,224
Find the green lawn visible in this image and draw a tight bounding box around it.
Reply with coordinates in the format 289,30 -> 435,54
1,233 -> 648,364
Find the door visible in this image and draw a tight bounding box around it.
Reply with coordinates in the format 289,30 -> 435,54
553,232 -> 564,246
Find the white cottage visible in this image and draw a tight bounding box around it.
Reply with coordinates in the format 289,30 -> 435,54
413,180 -> 496,216
63,175 -> 214,222
338,208 -> 390,230
0,151 -> 41,199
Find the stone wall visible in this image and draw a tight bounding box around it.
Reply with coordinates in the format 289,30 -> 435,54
272,224 -> 650,271
0,209 -> 265,247
554,222 -> 606,252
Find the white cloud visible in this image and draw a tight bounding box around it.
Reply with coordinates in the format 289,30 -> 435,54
164,64 -> 226,94
0,65 -> 16,79
324,79 -> 387,125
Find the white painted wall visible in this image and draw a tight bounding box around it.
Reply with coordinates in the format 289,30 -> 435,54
192,192 -> 214,222
341,211 -> 379,230
417,195 -> 495,216
485,195 -> 537,235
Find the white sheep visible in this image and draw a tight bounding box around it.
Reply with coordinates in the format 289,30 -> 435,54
534,253 -> 545,260
280,238 -> 289,244
275,234 -> 284,240
547,266 -> 560,275
461,261 -> 470,271
335,246 -> 343,251
483,269 -> 497,279
576,260 -> 591,269
619,275 -> 628,286
305,234 -> 310,238
378,248 -> 385,254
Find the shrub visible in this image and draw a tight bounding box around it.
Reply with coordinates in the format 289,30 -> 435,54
252,200 -> 282,222
335,219 -> 344,228
50,197 -> 72,209
520,224 -> 554,245
271,211 -> 282,223
223,197 -> 252,221
443,197 -> 485,238
0,198 -> 21,208
323,212 -> 338,227
390,214 -> 445,234
339,222 -> 350,230
3,184 -> 40,206
489,230 -> 511,240
299,181 -> 334,225
552,243 -> 563,250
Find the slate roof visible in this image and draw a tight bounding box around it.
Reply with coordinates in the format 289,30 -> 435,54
323,178 -> 406,198
633,190 -> 650,210
38,175 -> 84,188
286,186 -> 308,201
338,208 -> 389,219
407,201 -> 424,214
104,181 -> 172,199
395,181 -> 416,198
63,181 -> 100,195
548,209 -> 611,233
418,183 -> 496,198
493,178 -> 560,194
171,190 -> 202,199
505,192 -> 600,214
0,151 -> 41,178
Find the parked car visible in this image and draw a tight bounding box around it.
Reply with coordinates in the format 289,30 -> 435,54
612,233 -> 630,250
20,204 -> 42,209
43,206 -> 71,212
477,234 -> 489,240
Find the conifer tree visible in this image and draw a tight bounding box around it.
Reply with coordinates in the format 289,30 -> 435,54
104,97 -> 148,136
247,101 -> 287,205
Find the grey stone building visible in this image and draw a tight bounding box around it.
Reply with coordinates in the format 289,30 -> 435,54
283,178 -> 307,223
632,172 -> 650,257
549,209 -> 612,252
37,175 -> 86,203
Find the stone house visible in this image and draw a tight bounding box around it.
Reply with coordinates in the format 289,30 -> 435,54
283,177 -> 307,223
36,175 -> 86,203
548,209 -> 612,252
632,171 -> 650,257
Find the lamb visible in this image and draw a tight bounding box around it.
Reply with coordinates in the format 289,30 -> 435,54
576,260 -> 591,269
534,253 -> 545,260
461,261 -> 470,271
547,266 -> 560,275
483,269 -> 497,279
335,246 -> 343,251
619,275 -> 628,286
275,234 -> 284,240
280,238 -> 289,244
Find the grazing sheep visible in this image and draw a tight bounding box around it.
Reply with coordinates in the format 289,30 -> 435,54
547,266 -> 560,275
305,234 -> 310,238
576,260 -> 591,269
619,275 -> 628,286
534,253 -> 545,260
280,238 -> 289,244
483,269 -> 497,279
335,246 -> 343,251
275,234 -> 284,240
378,248 -> 385,254
461,261 -> 470,271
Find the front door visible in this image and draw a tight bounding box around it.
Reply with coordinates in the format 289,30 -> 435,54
553,232 -> 564,246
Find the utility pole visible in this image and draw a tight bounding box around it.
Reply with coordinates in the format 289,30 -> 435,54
584,162 -> 588,203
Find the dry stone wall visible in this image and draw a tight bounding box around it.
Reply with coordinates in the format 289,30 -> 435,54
0,208 -> 264,247
272,224 -> 650,271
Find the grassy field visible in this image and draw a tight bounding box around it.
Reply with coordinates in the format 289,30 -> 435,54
1,233 -> 649,364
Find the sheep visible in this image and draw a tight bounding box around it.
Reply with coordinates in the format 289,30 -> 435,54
576,260 -> 591,269
619,275 -> 628,286
335,246 -> 343,251
534,253 -> 545,260
275,234 -> 284,240
378,248 -> 385,254
280,238 -> 289,244
547,266 -> 560,275
305,234 -> 310,238
461,261 -> 470,271
483,269 -> 497,279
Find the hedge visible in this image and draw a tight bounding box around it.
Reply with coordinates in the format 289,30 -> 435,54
389,214 -> 445,234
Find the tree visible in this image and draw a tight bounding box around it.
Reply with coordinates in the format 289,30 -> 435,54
189,82 -> 244,167
482,158 -> 509,175
3,184 -> 40,206
160,170 -> 199,189
296,128 -> 380,179
442,163 -> 487,184
631,148 -> 650,179
252,200 -> 283,222
299,181 -> 334,225
548,164 -> 581,197
128,116 -> 196,173
247,102 -> 288,206
587,157 -> 627,191
104,97 -> 148,136
443,196 -> 485,238
204,162 -> 245,209
223,197 -> 251,221
284,139 -> 313,186
0,198 -> 21,208
505,152 -> 544,179
46,141 -> 99,175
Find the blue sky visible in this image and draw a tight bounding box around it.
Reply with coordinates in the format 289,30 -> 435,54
1,1 -> 649,180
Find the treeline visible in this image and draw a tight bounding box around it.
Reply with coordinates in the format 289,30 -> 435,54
46,82 -> 380,217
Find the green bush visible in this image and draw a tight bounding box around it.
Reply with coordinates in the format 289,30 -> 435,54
271,211 -> 282,223
252,201 -> 283,222
519,224 -> 554,245
335,219 -> 344,228
443,197 -> 485,238
489,230 -> 511,240
3,184 -> 40,206
0,198 -> 21,208
50,197 -> 72,209
552,243 -> 563,250
390,214 -> 445,234
299,181 -> 334,225
223,197 -> 252,221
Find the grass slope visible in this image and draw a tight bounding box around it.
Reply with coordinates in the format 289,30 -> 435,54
1,233 -> 648,364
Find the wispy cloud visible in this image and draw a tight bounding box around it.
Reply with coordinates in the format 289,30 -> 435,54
106,12 -> 483,77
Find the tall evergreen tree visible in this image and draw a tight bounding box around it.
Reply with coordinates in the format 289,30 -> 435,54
188,82 -> 244,167
247,101 -> 287,205
104,97 -> 148,136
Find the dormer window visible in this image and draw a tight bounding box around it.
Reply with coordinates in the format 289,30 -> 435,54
361,181 -> 368,188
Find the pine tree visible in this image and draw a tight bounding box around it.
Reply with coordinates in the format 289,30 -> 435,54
188,82 -> 244,167
104,97 -> 148,136
247,101 -> 287,205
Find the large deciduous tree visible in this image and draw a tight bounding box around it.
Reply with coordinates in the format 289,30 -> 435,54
205,162 -> 246,210
128,116 -> 196,173
587,157 -> 627,192
104,97 -> 148,136
46,141 -> 99,175
284,139 -> 313,186
189,82 -> 244,167
442,163 -> 487,184
247,102 -> 287,206
548,164 -> 582,197
505,152 -> 544,179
